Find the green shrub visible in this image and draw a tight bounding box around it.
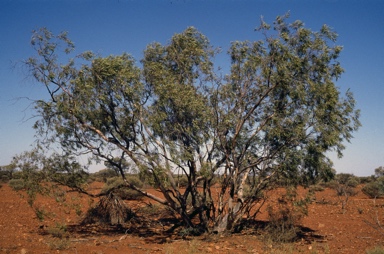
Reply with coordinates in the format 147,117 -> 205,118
362,177 -> 384,199
92,168 -> 119,182
9,179 -> 25,191
359,176 -> 376,184
336,173 -> 360,187
11,171 -> 23,179
102,176 -> 144,200
309,184 -> 325,192
0,172 -> 10,182
346,177 -> 360,188
175,175 -> 189,187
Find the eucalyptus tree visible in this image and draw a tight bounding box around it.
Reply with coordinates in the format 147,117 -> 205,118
24,14 -> 360,233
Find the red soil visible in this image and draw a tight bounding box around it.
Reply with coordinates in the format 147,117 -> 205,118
0,182 -> 383,254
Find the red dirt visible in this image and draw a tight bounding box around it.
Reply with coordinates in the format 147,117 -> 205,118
0,182 -> 383,254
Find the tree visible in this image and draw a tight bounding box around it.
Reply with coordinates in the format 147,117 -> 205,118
24,14 -> 360,233
374,166 -> 384,177
0,163 -> 17,182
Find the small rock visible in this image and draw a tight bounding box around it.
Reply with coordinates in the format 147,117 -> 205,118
20,248 -> 27,254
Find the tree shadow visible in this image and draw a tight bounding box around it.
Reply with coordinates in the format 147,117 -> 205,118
39,216 -> 325,245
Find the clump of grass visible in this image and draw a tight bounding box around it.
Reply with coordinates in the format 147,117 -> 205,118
34,207 -> 49,221
264,205 -> 301,243
47,223 -> 68,238
82,192 -> 135,225
309,184 -> 325,192
261,188 -> 310,244
47,238 -> 70,250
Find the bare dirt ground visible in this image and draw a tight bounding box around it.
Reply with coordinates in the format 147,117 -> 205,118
0,182 -> 383,254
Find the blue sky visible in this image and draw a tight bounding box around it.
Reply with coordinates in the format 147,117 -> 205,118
0,0 -> 383,176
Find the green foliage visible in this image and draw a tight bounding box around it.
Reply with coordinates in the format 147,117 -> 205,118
23,14 -> 360,233
102,176 -> 144,200
90,168 -> 119,183
309,183 -> 325,192
359,176 -> 376,184
375,166 -> 384,177
362,177 -> 384,199
336,173 -> 360,187
8,178 -> 25,191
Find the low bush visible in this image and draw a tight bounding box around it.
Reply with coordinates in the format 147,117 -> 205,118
362,177 -> 384,199
47,223 -> 68,238
175,175 -> 189,188
336,173 -> 360,187
82,192 -> 135,225
8,179 -> 25,191
359,176 -> 376,184
309,184 -> 325,192
102,176 -> 144,200
91,168 -> 119,182
262,189 -> 308,243
264,205 -> 301,243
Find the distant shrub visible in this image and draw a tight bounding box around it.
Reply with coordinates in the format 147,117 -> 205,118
0,172 -> 10,182
11,171 -> 23,179
336,173 -> 360,187
362,177 -> 384,199
309,184 -> 325,192
359,176 -> 376,184
1,175 -> 10,183
92,168 -> 119,182
175,175 -> 189,187
9,179 -> 25,191
346,177 -> 360,188
102,176 -> 144,200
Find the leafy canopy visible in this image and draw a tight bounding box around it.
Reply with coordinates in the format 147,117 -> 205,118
22,14 -> 360,233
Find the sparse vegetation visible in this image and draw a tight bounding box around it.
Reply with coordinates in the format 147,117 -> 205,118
330,173 -> 359,213
46,223 -> 68,238
82,192 -> 135,225
102,176 -> 144,200
8,178 -> 25,191
362,177 -> 384,199
47,238 -> 70,250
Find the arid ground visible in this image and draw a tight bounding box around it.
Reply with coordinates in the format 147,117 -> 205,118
0,182 -> 383,254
